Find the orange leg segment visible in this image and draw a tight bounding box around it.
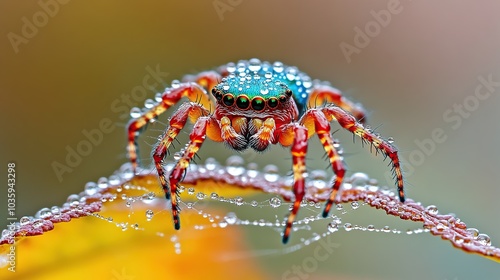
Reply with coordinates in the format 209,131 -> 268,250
282,124 -> 308,244
167,117 -> 210,230
308,84 -> 367,123
128,71 -> 220,172
152,103 -> 210,200
321,105 -> 405,202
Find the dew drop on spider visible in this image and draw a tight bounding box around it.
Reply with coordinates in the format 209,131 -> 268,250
129,107 -> 141,118
84,182 -> 99,195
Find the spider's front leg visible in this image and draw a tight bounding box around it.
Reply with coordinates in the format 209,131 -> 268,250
127,71 -> 220,172
321,105 -> 406,203
281,123 -> 309,244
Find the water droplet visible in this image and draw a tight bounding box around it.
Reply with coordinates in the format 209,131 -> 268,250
97,177 -> 108,189
343,223 -> 353,231
219,221 -> 228,228
226,62 -> 236,73
476,233 -> 491,246
145,210 -> 154,221
272,61 -> 284,73
32,219 -> 44,228
224,212 -> 237,225
35,208 -> 52,219
196,192 -> 206,200
260,88 -> 269,95
144,98 -> 155,109
187,188 -> 195,195
84,182 -> 99,195
251,200 -> 259,207
264,72 -> 273,79
387,137 -> 394,144
66,194 -> 80,206
382,225 -> 390,233
269,197 -> 282,208
130,107 -> 142,118
205,157 -> 219,171
210,192 -> 219,200
19,216 -> 31,226
263,165 -> 280,182
51,206 -> 61,215
155,93 -> 163,102
351,201 -> 360,210
327,222 -> 339,233
248,58 -> 261,72
235,196 -> 244,206
350,173 -> 369,188
171,80 -> 181,89
467,228 -> 479,237
226,155 -> 245,176
367,225 -> 375,232
426,205 -> 439,215
336,204 -> 343,211
285,67 -> 298,81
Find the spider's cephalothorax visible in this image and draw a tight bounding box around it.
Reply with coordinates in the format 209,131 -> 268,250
127,58 -> 405,244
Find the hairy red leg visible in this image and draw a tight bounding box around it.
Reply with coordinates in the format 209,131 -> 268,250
128,71 -> 220,172
167,117 -> 210,230
282,124 -> 308,244
308,84 -> 367,123
152,103 -> 210,200
300,110 -> 346,217
321,105 -> 406,202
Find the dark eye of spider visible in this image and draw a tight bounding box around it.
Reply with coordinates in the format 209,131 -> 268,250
279,95 -> 287,103
223,94 -> 235,106
251,97 -> 265,111
267,97 -> 278,108
236,95 -> 250,109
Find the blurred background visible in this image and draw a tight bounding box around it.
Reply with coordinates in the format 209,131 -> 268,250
1,0 -> 500,279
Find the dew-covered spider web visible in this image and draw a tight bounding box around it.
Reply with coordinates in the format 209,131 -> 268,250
1,155 -> 498,265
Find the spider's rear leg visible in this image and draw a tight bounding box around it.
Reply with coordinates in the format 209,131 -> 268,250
127,71 -> 220,172
166,117 -> 213,230
300,110 -> 346,218
152,103 -> 211,200
308,84 -> 367,123
321,105 -> 406,202
281,124 -> 308,244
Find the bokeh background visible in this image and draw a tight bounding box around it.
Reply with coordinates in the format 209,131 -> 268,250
1,0 -> 500,279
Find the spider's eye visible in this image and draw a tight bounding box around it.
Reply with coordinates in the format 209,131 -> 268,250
223,94 -> 235,106
212,89 -> 222,100
251,97 -> 265,111
267,97 -> 278,108
278,95 -> 287,103
236,95 -> 250,109
285,89 -> 293,97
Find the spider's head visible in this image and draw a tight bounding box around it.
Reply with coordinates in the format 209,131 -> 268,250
211,70 -> 298,118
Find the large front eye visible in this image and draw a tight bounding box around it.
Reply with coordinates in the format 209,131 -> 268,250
267,97 -> 278,108
223,94 -> 235,106
251,97 -> 265,111
236,95 -> 250,109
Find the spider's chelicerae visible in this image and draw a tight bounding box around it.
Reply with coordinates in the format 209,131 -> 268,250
127,58 -> 405,243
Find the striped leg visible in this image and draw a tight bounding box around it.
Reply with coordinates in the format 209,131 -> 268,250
128,71 -> 220,172
308,84 -> 367,123
321,105 -> 405,202
282,124 -> 308,244
152,103 -> 210,200
300,110 -> 346,218
167,117 -> 211,230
